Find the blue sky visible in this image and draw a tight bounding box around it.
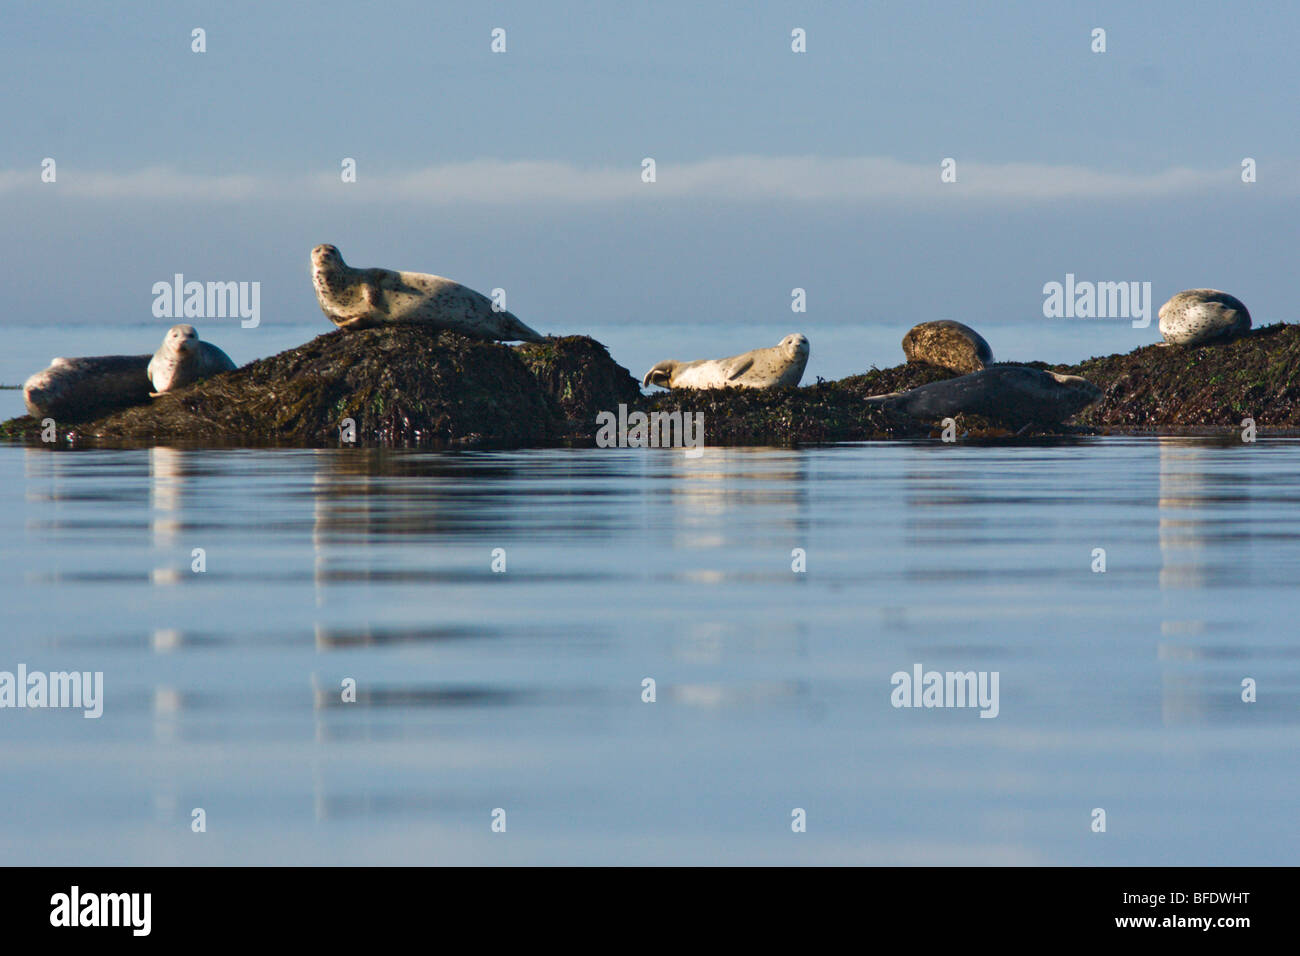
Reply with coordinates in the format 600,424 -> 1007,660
2,0 -> 1298,381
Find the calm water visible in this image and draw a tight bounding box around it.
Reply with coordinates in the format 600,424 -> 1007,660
0,439 -> 1297,865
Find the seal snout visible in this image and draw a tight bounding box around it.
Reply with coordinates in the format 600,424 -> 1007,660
311,244 -> 343,269
168,324 -> 199,353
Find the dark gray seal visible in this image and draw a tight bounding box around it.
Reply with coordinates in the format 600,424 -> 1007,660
642,333 -> 810,389
1158,289 -> 1251,346
147,324 -> 237,393
866,365 -> 1101,427
311,244 -> 546,342
902,320 -> 993,374
23,355 -> 153,421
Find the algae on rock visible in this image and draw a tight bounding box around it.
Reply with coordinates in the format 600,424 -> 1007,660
3,322 -> 1299,447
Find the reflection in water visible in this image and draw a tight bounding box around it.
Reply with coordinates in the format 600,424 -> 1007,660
23,445 -> 66,507
1156,439 -> 1267,726
153,685 -> 182,744
666,447 -> 811,548
150,446 -> 185,549
1157,440 -> 1212,725
151,628 -> 183,652
1157,438 -> 1256,590
667,681 -> 807,709
314,685 -> 530,709
1158,441 -> 1209,592
312,622 -> 495,649
2,439 -> 1298,864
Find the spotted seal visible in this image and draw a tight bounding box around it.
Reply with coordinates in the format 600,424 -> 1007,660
310,244 -> 546,342
642,334 -> 810,390
147,324 -> 236,394
902,320 -> 993,374
865,365 -> 1101,426
23,355 -> 153,421
1158,289 -> 1251,346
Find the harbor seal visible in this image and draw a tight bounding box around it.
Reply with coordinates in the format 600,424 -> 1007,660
147,324 -> 237,394
23,355 -> 153,421
865,365 -> 1101,427
902,320 -> 993,374
642,333 -> 810,390
1158,289 -> 1251,346
310,244 -> 546,342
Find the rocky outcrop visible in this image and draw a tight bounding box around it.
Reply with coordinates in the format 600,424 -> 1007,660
3,322 -> 1298,447
1,329 -> 637,448
1061,323 -> 1300,431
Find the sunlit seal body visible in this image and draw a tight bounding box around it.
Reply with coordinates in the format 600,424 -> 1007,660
865,365 -> 1101,427
902,320 -> 993,374
23,355 -> 153,421
642,334 -> 810,390
310,244 -> 546,342
147,324 -> 236,394
1158,289 -> 1251,346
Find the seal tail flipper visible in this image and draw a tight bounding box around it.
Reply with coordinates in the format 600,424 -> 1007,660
505,313 -> 547,343
643,361 -> 674,388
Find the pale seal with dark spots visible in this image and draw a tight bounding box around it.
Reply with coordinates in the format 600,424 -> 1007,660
865,365 -> 1101,427
642,333 -> 810,390
902,320 -> 993,374
1158,289 -> 1251,346
310,244 -> 546,342
147,324 -> 237,394
23,355 -> 153,421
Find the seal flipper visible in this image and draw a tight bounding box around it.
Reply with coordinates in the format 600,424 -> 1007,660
360,280 -> 387,314
722,356 -> 754,381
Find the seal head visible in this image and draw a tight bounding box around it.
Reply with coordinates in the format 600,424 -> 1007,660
148,324 -> 237,394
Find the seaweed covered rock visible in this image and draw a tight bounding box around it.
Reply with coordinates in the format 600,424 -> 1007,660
517,335 -> 641,427
4,328 -> 561,447
1060,323 -> 1300,430
128,326 -> 556,446
646,378 -> 932,444
636,361 -> 959,447
4,321 -> 1299,447
0,328 -> 650,448
835,362 -> 963,399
